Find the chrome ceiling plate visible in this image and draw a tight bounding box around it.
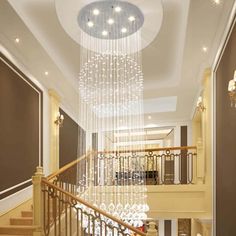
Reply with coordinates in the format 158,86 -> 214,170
78,1 -> 144,39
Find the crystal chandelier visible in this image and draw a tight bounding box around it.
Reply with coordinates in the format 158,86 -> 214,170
77,0 -> 148,229
228,70 -> 236,107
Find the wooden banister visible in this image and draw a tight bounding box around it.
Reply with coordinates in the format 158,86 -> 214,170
47,153 -> 88,181
42,178 -> 146,236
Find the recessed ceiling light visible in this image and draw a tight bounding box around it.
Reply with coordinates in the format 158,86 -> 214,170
87,21 -> 94,27
15,38 -> 20,43
102,30 -> 108,36
128,16 -> 135,22
93,9 -> 100,15
213,0 -> 221,5
115,6 -> 121,12
107,18 -> 114,25
148,115 -> 152,120
44,71 -> 49,76
202,46 -> 208,53
121,27 -> 127,33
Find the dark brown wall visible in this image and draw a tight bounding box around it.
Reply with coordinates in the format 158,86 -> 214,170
164,220 -> 171,236
0,53 -> 42,199
180,126 -> 188,184
59,109 -> 85,168
216,19 -> 236,236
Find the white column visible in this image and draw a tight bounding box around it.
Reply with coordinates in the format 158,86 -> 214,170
171,219 -> 177,236
158,219 -> 165,236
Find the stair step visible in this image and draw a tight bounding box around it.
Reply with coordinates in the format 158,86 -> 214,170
0,225 -> 36,235
10,217 -> 33,226
21,211 -> 32,218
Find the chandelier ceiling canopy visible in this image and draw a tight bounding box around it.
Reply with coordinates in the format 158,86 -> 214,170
78,1 -> 144,40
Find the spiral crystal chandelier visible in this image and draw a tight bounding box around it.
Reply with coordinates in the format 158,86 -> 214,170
77,0 -> 148,229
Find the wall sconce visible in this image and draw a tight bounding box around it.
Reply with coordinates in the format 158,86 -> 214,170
197,96 -> 206,112
228,70 -> 236,107
55,112 -> 64,127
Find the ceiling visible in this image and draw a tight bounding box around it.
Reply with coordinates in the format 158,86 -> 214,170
0,0 -> 235,126
105,127 -> 174,148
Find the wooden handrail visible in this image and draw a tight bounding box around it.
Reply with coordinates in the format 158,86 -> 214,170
47,153 -> 89,181
97,146 -> 197,154
42,178 -> 146,236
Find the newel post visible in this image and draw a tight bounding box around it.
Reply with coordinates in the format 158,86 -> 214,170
32,166 -> 44,236
147,222 -> 158,236
197,138 -> 205,184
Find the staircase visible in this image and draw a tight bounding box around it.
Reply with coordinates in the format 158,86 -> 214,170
0,208 -> 37,235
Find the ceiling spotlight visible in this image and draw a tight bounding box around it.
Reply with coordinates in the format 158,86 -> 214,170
93,9 -> 100,15
121,27 -> 127,33
107,18 -> 114,25
213,0 -> 221,4
128,16 -> 135,22
87,21 -> 94,27
15,38 -> 20,43
202,46 -> 208,53
44,71 -> 49,76
115,6 -> 121,12
102,30 -> 108,36
148,115 -> 152,120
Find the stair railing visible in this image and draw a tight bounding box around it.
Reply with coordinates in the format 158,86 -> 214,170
41,178 -> 146,236
33,152 -> 146,236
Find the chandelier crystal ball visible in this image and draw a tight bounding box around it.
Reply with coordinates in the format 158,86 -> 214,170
78,1 -> 144,40
78,53 -> 143,117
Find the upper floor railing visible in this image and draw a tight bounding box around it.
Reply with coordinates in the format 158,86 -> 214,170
97,146 -> 197,185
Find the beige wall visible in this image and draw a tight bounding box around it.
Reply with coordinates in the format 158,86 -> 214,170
147,185 -> 209,219
192,69 -> 212,223
191,219 -> 203,236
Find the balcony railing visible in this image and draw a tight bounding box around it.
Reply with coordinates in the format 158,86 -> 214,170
96,146 -> 197,185
46,147 -> 197,197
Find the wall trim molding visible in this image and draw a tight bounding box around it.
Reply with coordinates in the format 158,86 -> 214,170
0,179 -> 31,195
0,49 -> 43,199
